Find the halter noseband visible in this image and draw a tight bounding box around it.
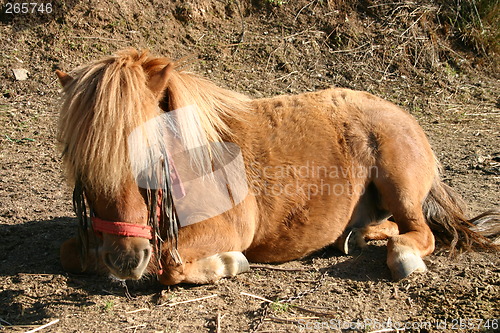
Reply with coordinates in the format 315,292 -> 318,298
91,217 -> 153,239
90,188 -> 164,240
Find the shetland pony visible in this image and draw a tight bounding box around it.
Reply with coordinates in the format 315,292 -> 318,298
56,49 -> 498,284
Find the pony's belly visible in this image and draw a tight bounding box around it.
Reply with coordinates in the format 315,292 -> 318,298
243,214 -> 349,263
244,235 -> 336,263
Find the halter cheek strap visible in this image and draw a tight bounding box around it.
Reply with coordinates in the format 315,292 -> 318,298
92,217 -> 153,239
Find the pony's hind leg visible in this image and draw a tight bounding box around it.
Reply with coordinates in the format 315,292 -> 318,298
336,220 -> 400,254
159,252 -> 249,285
335,184 -> 395,255
372,134 -> 437,280
386,226 -> 433,280
362,219 -> 400,240
374,173 -> 436,280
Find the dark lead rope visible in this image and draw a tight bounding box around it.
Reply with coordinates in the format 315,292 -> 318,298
72,179 -> 90,271
161,156 -> 182,264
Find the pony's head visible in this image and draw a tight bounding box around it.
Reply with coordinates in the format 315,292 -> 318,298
57,49 -> 249,280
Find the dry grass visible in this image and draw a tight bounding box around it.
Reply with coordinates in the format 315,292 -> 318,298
439,0 -> 499,56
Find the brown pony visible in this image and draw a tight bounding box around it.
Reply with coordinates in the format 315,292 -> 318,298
56,49 -> 498,285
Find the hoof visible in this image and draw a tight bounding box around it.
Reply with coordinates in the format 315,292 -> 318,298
388,251 -> 427,280
217,251 -> 250,277
335,229 -> 366,255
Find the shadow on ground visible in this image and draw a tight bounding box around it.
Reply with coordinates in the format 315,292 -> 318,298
0,217 -> 75,276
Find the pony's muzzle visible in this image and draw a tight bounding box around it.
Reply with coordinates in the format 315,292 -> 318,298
100,237 -> 152,280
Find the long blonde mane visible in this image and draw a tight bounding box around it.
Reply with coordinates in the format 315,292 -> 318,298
58,49 -> 251,196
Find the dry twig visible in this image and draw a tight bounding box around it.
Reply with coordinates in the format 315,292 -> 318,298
24,319 -> 60,333
124,323 -> 147,330
241,292 -> 274,303
125,308 -> 149,314
294,0 -> 316,22
0,317 -> 13,326
158,294 -> 218,307
68,35 -> 128,42
216,312 -> 225,333
265,315 -> 301,324
249,264 -> 310,272
240,292 -> 335,317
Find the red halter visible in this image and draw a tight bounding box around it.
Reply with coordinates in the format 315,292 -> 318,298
91,217 -> 153,239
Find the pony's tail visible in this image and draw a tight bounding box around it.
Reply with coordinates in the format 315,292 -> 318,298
422,179 -> 499,253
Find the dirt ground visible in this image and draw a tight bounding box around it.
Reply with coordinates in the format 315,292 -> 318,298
0,0 -> 499,332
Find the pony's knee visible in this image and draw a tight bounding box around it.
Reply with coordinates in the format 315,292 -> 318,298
158,264 -> 186,285
60,237 -> 85,273
60,236 -> 104,275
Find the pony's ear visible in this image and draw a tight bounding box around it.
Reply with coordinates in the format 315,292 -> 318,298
55,70 -> 73,87
148,64 -> 174,100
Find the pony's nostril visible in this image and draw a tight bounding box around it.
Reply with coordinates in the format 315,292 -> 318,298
103,252 -> 135,271
143,248 -> 151,261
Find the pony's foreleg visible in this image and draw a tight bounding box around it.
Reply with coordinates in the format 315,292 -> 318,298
158,252 -> 249,285
60,237 -> 86,273
60,235 -> 105,274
